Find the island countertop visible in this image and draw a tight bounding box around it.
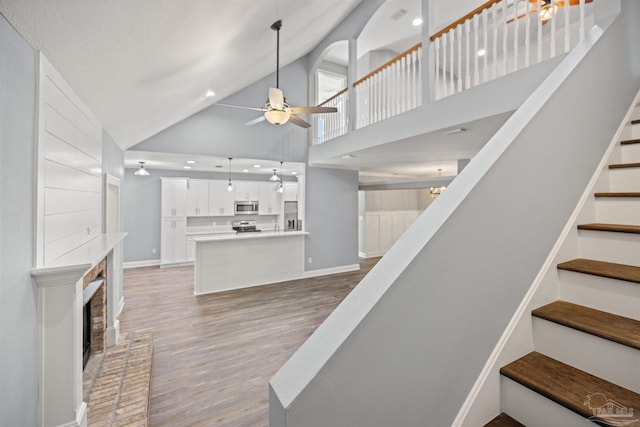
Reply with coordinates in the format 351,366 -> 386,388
193,230 -> 309,243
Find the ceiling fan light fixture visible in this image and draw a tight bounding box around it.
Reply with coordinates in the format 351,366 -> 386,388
134,161 -> 150,176
269,169 -> 281,181
264,109 -> 290,125
539,0 -> 557,21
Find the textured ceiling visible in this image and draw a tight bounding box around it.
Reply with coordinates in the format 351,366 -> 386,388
0,0 -> 362,149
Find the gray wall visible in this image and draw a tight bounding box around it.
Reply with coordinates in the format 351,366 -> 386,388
364,189 -> 431,211
103,131 -> 124,180
305,167 -> 359,271
0,13 -> 38,426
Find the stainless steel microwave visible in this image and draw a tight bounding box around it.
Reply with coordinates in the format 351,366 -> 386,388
234,201 -> 258,215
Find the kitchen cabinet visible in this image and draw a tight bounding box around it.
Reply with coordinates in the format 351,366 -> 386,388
234,181 -> 259,201
161,178 -> 187,218
161,218 -> 187,265
258,182 -> 281,215
209,180 -> 235,216
186,179 -> 210,217
283,182 -> 298,202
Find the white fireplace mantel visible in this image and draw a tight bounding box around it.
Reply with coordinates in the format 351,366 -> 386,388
31,232 -> 126,427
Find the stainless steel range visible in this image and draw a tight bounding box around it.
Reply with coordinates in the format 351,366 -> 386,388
232,220 -> 261,233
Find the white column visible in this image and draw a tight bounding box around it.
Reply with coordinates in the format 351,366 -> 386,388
32,265 -> 90,427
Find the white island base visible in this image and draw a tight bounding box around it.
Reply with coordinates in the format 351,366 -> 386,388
194,231 -> 309,295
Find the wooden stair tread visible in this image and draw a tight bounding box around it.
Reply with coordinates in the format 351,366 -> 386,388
621,138 -> 640,145
595,192 -> 640,198
532,301 -> 640,350
501,352 -> 640,423
577,223 -> 640,234
484,413 -> 525,427
609,162 -> 640,169
557,258 -> 640,283
631,119 -> 640,125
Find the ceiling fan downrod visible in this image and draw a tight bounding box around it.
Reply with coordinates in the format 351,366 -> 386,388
271,20 -> 282,89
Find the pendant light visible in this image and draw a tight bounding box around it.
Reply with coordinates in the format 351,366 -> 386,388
227,157 -> 234,192
277,161 -> 284,193
538,0 -> 557,22
430,168 -> 446,199
134,161 -> 150,176
269,169 -> 281,181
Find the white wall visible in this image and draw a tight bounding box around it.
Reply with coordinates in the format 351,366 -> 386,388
0,13 -> 38,426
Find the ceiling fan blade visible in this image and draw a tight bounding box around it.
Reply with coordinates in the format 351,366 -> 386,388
269,87 -> 285,110
288,115 -> 311,128
216,103 -> 266,112
289,106 -> 338,115
245,115 -> 266,126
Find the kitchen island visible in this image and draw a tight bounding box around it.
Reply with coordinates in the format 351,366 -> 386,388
193,231 -> 309,295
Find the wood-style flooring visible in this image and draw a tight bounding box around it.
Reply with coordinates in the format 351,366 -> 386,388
119,257 -> 379,427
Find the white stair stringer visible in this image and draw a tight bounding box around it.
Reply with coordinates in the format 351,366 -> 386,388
532,317 -> 640,393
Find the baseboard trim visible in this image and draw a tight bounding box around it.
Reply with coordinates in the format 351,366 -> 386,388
302,264 -> 360,278
118,296 -> 125,317
123,259 -> 160,269
106,320 -> 119,347
57,401 -> 87,427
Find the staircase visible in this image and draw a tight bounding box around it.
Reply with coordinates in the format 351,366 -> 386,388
485,115 -> 640,426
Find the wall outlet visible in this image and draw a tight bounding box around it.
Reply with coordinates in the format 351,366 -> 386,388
308,257 -> 312,264
152,248 -> 157,254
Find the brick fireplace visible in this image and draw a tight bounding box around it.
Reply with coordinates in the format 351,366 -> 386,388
82,260 -> 107,368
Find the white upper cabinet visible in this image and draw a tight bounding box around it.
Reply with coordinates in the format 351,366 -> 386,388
235,181 -> 259,201
209,180 -> 235,216
283,182 -> 298,202
161,178 -> 187,218
186,179 -> 210,217
258,182 -> 282,215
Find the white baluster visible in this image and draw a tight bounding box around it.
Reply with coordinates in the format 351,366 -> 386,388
465,19 -> 471,89
513,0 -> 519,72
417,47 -> 422,107
435,38 -> 440,99
449,30 -> 455,95
579,0 -> 586,42
457,25 -> 463,92
537,2 -> 543,63
525,0 -> 531,67
382,67 -> 387,121
473,14 -> 480,86
492,3 -> 498,80
482,10 -> 488,83
401,56 -> 407,113
502,0 -> 508,76
443,34 -> 449,97
550,2 -> 556,58
564,0 -> 570,53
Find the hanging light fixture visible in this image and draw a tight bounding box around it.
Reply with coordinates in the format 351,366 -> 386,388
277,161 -> 284,193
538,0 -> 557,22
430,168 -> 446,199
134,161 -> 150,176
269,169 -> 281,182
264,109 -> 291,125
227,157 -> 234,192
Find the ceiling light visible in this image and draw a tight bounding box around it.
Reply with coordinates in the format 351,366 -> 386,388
430,168 -> 446,199
243,169 -> 249,173
269,169 -> 281,181
477,49 -> 486,57
227,157 -> 233,192
134,161 -> 150,176
291,171 -> 298,175
183,166 -> 191,169
412,17 -> 423,26
205,90 -> 215,98
253,164 -> 261,168
443,127 -> 467,135
264,109 -> 290,125
539,0 -> 557,22
278,161 -> 285,193
187,160 -> 196,164
342,154 -> 356,159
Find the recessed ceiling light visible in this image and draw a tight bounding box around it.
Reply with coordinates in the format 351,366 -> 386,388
443,128 -> 467,135
243,169 -> 249,173
204,90 -> 215,98
412,17 -> 423,26
187,160 -> 196,164
215,165 -> 223,168
253,164 -> 261,168
342,154 -> 356,159
477,49 -> 487,57
291,171 -> 298,175
184,166 -> 191,169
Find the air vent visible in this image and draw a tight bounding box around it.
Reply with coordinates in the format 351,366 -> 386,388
390,8 -> 408,21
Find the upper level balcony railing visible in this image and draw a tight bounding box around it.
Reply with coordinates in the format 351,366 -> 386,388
313,0 -> 593,145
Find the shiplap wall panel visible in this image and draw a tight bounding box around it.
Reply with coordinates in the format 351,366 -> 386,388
37,54 -> 102,266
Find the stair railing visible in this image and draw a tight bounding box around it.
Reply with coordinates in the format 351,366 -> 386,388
354,43 -> 423,129
432,0 -> 592,100
314,88 -> 349,145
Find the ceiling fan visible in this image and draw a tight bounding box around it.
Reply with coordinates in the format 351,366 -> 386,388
216,20 -> 337,128
509,0 -> 593,23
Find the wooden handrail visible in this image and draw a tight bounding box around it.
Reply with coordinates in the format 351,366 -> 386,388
317,87 -> 348,107
430,0 -> 501,41
353,42 -> 422,87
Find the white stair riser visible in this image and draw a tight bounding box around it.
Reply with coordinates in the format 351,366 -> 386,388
621,143 -> 640,163
500,376 -> 589,427
609,168 -> 640,191
557,270 -> 640,320
533,318 -> 640,393
577,230 -> 640,266
595,199 -> 640,225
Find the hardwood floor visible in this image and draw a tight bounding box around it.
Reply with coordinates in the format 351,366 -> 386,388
119,257 -> 379,427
